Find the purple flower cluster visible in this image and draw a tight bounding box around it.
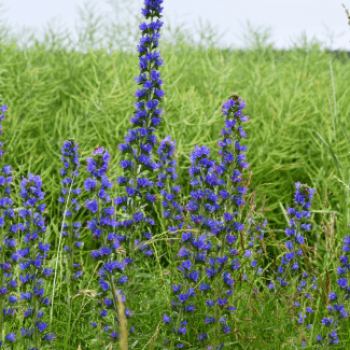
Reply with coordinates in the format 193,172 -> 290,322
216,94 -> 252,280
163,145 -> 218,349
315,234 -> 350,346
194,96 -> 250,347
267,182 -> 316,346
269,183 -> 315,290
199,96 -> 250,347
157,136 -> 184,231
86,1 -> 166,344
294,273 -> 318,344
18,174 -> 54,347
116,0 -> 164,254
334,234 -> 350,298
0,103 -> 7,137
59,141 -> 83,289
244,217 -> 267,280
218,94 -> 249,207
85,147 -> 131,341
160,95 -> 252,349
0,102 -> 17,346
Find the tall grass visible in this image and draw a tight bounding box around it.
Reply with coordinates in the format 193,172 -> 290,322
1,38 -> 349,237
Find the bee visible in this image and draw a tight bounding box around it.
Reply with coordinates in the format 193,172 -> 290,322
228,93 -> 240,102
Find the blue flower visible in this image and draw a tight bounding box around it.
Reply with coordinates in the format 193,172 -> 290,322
18,174 -> 52,347
321,318 -> 334,326
86,199 -> 98,213
134,211 -> 144,222
222,325 -> 231,334
5,333 -> 15,341
117,0 -> 165,266
84,178 -> 97,191
35,321 -> 47,333
0,101 -> 19,345
86,149 -> 129,337
337,278 -> 347,289
163,314 -> 171,324
43,333 -> 55,341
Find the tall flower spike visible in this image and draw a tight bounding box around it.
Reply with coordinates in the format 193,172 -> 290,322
187,94 -> 250,348
268,182 -> 316,345
157,136 -> 188,346
85,147 -> 129,345
116,0 -> 164,252
217,94 -> 249,214
18,174 -> 54,348
163,146 -> 225,349
269,183 -> 315,288
157,136 -> 184,232
216,94 -> 249,253
0,101 -> 18,346
111,2 -> 165,343
315,233 -> 350,347
59,140 -> 83,293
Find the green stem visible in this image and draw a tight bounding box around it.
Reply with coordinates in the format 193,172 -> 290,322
170,300 -> 183,350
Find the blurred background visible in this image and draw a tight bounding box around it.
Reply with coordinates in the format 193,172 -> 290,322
1,0 -> 350,51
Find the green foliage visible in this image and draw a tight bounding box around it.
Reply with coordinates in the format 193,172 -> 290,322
1,39 -> 350,235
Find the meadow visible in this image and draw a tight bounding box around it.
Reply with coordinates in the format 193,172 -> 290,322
1,1 -> 350,349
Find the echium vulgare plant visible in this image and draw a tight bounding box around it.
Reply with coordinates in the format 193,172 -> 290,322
116,0 -> 164,256
156,136 -> 187,346
198,95 -> 251,348
156,136 -> 185,296
0,101 -> 17,347
85,147 -> 129,347
115,0 -> 164,337
18,174 -> 54,348
56,140 -> 82,347
314,232 -> 350,347
268,183 -> 316,345
217,94 -> 267,288
214,94 -> 250,287
59,140 -> 83,293
162,145 -> 222,350
161,95 -> 251,349
157,136 -> 184,234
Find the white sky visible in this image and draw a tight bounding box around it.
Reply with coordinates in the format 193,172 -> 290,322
1,0 -> 350,50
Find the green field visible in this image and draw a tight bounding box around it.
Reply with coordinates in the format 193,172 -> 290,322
1,38 -> 350,233
1,7 -> 350,348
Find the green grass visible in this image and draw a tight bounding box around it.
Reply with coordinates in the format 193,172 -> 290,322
1,39 -> 350,234
1,7 -> 350,348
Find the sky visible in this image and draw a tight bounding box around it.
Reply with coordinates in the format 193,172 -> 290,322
1,0 -> 350,50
